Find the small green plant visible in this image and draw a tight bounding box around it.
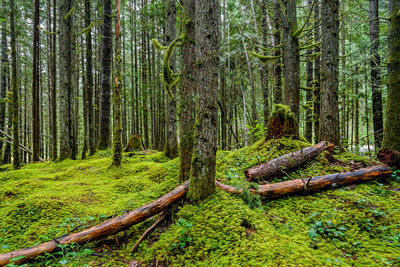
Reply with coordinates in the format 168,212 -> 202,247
169,219 -> 193,251
36,242 -> 93,266
237,182 -> 262,210
308,220 -> 346,242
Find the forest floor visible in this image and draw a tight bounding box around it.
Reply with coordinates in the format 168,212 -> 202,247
1,138 -> 400,266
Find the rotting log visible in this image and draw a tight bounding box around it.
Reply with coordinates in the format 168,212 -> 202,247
220,165 -> 392,198
0,182 -> 189,266
244,141 -> 334,181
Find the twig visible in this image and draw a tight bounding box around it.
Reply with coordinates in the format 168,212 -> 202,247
130,211 -> 168,253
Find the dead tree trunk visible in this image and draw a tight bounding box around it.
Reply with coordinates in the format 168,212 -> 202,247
0,182 -> 189,266
245,141 -> 333,181
220,165 -> 391,198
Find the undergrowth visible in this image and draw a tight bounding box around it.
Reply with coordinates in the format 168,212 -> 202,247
0,138 -> 399,266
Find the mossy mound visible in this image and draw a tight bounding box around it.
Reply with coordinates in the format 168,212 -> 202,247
0,138 -> 399,266
125,134 -> 144,152
266,104 -> 299,140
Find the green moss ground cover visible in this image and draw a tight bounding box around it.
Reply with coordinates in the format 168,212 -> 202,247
1,139 -> 399,266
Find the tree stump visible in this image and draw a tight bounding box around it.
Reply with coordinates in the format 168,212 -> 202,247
266,104 -> 299,140
124,135 -> 144,152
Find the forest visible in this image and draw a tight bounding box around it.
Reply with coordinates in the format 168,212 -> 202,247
0,0 -> 400,266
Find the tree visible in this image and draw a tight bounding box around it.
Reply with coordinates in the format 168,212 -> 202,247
369,0 -> 383,148
273,0 -> 282,104
305,0 -> 313,143
179,0 -> 196,182
313,0 -> 321,143
319,0 -> 339,145
112,0 -> 123,166
188,0 -> 220,201
85,0 -> 95,156
10,0 -> 19,168
98,0 -> 112,150
164,0 -> 178,159
382,0 -> 400,151
32,0 -> 40,161
50,0 -> 57,160
59,0 -> 77,159
0,3 -> 7,158
281,0 -> 300,121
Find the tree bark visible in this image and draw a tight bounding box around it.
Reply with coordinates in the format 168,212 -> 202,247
164,0 -> 178,159
281,0 -> 300,122
369,0 -> 383,149
179,0 -> 196,182
319,0 -> 340,145
273,0 -> 282,104
188,0 -> 220,201
245,141 -> 332,181
98,0 -> 112,150
382,0 -> 400,152
0,7 -> 7,157
219,165 -> 392,198
313,0 -> 321,143
50,0 -> 57,160
0,182 -> 189,266
59,0 -> 76,159
305,0 -> 313,143
10,0 -> 19,168
32,0 -> 40,162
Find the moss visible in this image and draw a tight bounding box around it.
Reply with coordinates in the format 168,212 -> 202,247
266,104 -> 299,140
0,139 -> 399,266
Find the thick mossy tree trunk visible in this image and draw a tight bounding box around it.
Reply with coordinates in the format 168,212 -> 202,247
112,0 -> 123,167
164,0 -> 179,159
59,0 -> 76,160
319,0 -> 340,145
98,0 -> 112,150
179,0 -> 196,182
188,0 -> 220,201
369,0 -> 383,149
10,0 -> 19,169
382,0 -> 400,152
281,0 -> 300,122
266,104 -> 299,140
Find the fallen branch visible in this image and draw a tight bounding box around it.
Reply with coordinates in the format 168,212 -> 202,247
131,211 -> 168,253
244,141 -> 333,181
0,129 -> 45,161
0,182 -> 189,266
219,165 -> 392,198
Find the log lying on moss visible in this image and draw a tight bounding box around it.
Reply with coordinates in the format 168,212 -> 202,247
244,141 -> 334,181
0,182 -> 189,266
219,165 -> 392,198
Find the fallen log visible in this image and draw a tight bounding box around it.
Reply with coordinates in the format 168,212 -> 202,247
0,182 -> 189,266
220,165 -> 392,198
244,141 -> 334,181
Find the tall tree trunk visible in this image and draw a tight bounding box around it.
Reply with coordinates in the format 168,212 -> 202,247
188,0 -> 220,201
369,0 -> 383,148
305,6 -> 313,143
130,0 -> 136,135
112,0 -> 123,166
59,0 -> 76,159
179,0 -> 196,182
273,0 -> 282,105
51,0 -> 57,160
313,0 -> 321,143
10,0 -> 19,168
382,0 -> 400,151
281,0 -> 300,122
122,9 -> 128,147
32,0 -> 40,161
164,0 -> 178,159
319,0 -> 340,145
354,71 -> 359,146
0,8 -> 7,157
98,0 -> 112,150
220,0 -> 227,150
261,6 -> 270,126
85,0 -> 95,156
141,0 -> 149,148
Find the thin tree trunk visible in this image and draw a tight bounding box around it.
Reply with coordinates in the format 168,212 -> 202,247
32,0 -> 40,162
0,8 -> 7,157
273,0 -> 282,104
98,0 -> 113,150
313,0 -> 321,143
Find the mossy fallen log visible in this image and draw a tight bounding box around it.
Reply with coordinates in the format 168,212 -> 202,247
244,141 -> 334,182
219,165 -> 392,198
0,182 -> 189,266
